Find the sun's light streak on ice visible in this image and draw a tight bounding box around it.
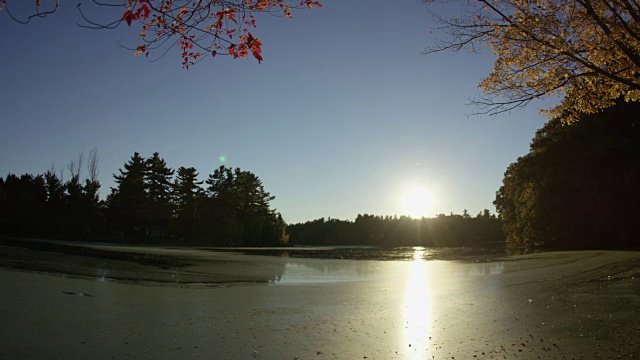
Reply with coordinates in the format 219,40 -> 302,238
403,247 -> 433,359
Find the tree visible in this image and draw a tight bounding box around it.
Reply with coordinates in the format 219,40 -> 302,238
172,166 -> 203,241
145,152 -> 173,203
82,149 -> 104,238
57,151 -> 104,239
107,152 -> 147,239
0,173 -> 47,236
205,166 -> 242,244
205,165 -> 283,246
44,168 -> 65,206
173,167 -> 202,209
0,0 -> 322,68
424,0 -> 640,121
84,147 -> 101,210
144,152 -> 174,239
494,100 -> 640,252
62,153 -> 88,238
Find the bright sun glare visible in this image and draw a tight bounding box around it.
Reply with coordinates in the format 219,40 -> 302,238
402,186 -> 434,219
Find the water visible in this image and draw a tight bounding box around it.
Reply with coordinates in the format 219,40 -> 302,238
2,237 -> 638,359
0,238 -> 505,286
213,245 -> 505,261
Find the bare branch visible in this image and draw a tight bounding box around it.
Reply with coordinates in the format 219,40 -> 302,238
2,0 -> 59,24
67,151 -> 84,180
88,147 -> 99,183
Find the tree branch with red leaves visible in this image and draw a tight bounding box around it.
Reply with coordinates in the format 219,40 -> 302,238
1,0 -> 322,68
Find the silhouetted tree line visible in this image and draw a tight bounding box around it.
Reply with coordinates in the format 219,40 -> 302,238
0,151 -> 288,246
0,149 -> 103,240
494,100 -> 640,253
288,210 -> 504,247
7,100 -> 637,253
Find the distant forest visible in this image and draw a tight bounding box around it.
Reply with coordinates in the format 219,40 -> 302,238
2,99 -> 639,252
288,211 -> 503,248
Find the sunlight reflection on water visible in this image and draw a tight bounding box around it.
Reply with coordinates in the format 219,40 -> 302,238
403,247 -> 433,359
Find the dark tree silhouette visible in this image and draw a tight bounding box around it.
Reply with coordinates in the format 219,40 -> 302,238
2,151 -> 503,249
494,100 -> 640,252
107,152 -> 147,240
172,166 -> 203,242
204,166 -> 283,246
0,174 -> 47,236
144,152 -> 174,240
288,212 -> 503,248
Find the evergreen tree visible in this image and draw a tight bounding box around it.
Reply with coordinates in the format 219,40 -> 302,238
144,152 -> 174,240
205,166 -> 243,245
172,166 -> 203,242
205,166 -> 283,246
107,152 -> 147,240
44,170 -> 65,205
83,149 -> 101,211
42,170 -> 66,237
0,174 -> 47,236
62,173 -> 85,239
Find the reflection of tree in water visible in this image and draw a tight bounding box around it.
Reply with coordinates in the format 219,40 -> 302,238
236,246 -> 505,262
166,254 -> 290,286
281,257 -> 376,279
0,239 -> 290,286
4,240 -> 511,286
234,247 -> 418,261
463,262 -> 505,277
241,255 -> 289,284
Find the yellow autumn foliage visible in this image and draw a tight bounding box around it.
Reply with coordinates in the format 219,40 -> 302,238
424,0 -> 640,122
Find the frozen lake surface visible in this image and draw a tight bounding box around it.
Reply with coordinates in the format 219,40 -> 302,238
1,238 -> 639,359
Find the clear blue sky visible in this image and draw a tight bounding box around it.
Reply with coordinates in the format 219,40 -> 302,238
0,1 -> 549,224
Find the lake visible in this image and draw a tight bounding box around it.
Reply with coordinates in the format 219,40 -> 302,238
1,238 -> 638,359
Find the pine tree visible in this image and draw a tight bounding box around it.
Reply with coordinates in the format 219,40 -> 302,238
205,166 -> 283,246
107,152 -> 147,241
144,152 -> 174,240
173,166 -> 203,242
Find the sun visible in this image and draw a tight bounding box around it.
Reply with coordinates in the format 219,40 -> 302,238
402,186 -> 434,219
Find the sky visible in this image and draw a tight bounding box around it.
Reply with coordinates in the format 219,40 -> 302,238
0,0 -> 551,224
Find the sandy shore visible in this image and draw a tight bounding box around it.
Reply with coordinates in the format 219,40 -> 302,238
0,240 -> 639,359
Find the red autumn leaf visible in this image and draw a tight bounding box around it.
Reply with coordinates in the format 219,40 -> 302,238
141,4 -> 150,20
226,10 -> 238,24
300,0 -> 322,9
245,32 -> 263,63
122,11 -> 134,26
252,50 -> 263,63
